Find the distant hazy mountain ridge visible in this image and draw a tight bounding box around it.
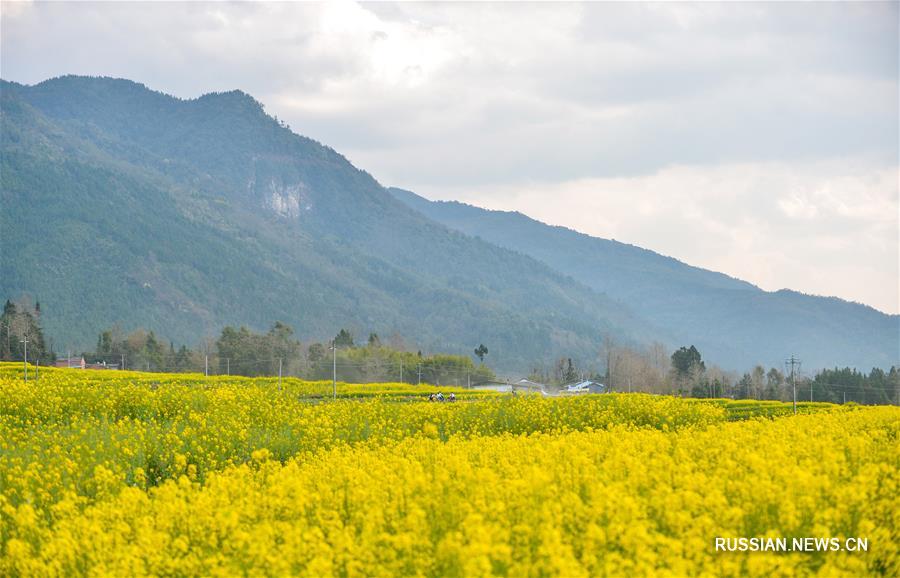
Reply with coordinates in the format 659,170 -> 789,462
388,188 -> 899,370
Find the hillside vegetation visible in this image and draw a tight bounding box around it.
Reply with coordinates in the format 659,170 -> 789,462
1,76 -> 654,371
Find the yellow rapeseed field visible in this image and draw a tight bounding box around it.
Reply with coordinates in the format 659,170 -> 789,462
1,364 -> 897,577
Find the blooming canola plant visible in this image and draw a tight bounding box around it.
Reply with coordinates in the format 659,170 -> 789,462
0,364 -> 897,576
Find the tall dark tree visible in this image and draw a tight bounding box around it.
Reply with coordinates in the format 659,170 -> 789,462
144,331 -> 165,371
551,357 -> 579,385
172,345 -> 193,372
736,373 -> 753,399
474,344 -> 488,363
671,345 -> 705,378
334,329 -> 354,348
267,321 -> 300,374
1,301 -> 15,360
766,367 -> 784,400
216,325 -> 261,376
308,343 -> 326,367
563,358 -> 578,383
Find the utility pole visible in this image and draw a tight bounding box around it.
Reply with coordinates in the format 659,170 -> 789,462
843,391 -> 846,404
20,337 -> 28,382
332,340 -> 337,400
121,353 -> 125,371
205,355 -> 209,377
786,356 -> 800,414
399,359 -> 403,383
417,363 -> 422,385
467,369 -> 470,389
226,358 -> 230,376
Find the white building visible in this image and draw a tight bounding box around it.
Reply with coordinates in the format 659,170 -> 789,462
563,380 -> 607,394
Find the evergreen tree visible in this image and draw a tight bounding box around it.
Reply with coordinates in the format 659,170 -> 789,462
671,345 -> 705,378
0,298 -> 50,363
334,329 -> 354,348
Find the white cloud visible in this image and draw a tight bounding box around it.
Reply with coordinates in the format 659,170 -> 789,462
1,1 -> 897,312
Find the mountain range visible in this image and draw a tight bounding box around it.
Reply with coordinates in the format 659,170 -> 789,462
1,75 -> 896,372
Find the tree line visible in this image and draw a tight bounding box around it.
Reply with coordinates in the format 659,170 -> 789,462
527,338 -> 899,405
214,323 -> 495,385
2,298 -> 896,403
69,321 -> 497,386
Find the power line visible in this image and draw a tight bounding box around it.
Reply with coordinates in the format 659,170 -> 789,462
785,356 -> 801,414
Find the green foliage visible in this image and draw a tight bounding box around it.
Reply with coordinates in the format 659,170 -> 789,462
215,323 -> 300,377
561,357 -> 578,383
307,342 -> 495,386
671,345 -> 705,378
691,377 -> 725,399
334,329 -> 354,348
211,322 -> 496,384
811,366 -> 899,405
90,325 -> 194,372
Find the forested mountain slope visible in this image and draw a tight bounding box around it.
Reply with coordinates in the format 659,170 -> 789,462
1,76 -> 657,371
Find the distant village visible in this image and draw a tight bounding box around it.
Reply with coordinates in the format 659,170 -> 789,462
53,356 -> 119,370
52,355 -> 606,396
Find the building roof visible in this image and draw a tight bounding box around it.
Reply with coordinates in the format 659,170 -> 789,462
564,380 -> 607,392
515,379 -> 547,389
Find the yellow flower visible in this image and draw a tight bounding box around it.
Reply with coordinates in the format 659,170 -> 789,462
0,363 -> 894,577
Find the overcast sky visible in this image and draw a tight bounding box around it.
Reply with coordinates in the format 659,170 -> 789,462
2,1 -> 898,313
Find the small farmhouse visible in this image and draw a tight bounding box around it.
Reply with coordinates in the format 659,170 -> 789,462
563,380 -> 607,394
